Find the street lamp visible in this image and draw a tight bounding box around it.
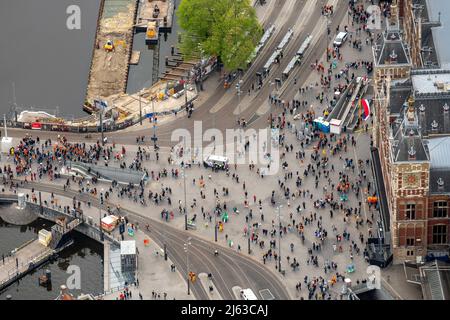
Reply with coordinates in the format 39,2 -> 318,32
214,199 -> 219,242
247,218 -> 251,254
99,107 -> 105,146
326,14 -> 331,62
184,237 -> 192,295
277,205 -> 283,272
236,78 -> 243,127
138,90 -> 143,126
183,148 -> 188,231
99,188 -> 104,241
151,98 -> 158,150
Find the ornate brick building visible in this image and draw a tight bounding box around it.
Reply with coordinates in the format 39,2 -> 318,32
371,1 -> 450,264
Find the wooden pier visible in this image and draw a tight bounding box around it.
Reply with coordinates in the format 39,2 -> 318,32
135,0 -> 174,33
0,239 -> 54,291
85,0 -> 139,113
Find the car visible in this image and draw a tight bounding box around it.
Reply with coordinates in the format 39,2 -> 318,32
203,155 -> 229,170
333,32 -> 348,47
240,289 -> 258,300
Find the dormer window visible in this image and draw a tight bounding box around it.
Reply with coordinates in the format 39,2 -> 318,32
444,103 -> 450,112
419,104 -> 426,112
390,50 -> 398,63
431,120 -> 439,130
409,129 -> 415,136
437,178 -> 445,190
408,145 -> 416,160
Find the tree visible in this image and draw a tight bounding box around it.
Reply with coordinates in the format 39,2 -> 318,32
177,0 -> 262,71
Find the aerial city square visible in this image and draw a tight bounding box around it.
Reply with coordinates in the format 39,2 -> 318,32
0,0 -> 449,304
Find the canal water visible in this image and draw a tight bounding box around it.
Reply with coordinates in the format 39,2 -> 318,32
0,0 -> 181,119
0,0 -> 101,119
0,208 -> 103,300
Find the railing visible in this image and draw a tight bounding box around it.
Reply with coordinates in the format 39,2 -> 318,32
0,244 -> 54,289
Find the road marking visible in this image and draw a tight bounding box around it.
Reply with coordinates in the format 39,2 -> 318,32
232,286 -> 243,300
259,288 -> 275,300
198,272 -> 223,300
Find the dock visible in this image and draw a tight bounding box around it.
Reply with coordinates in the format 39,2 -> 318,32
135,0 -> 174,33
0,239 -> 54,291
85,0 -> 139,112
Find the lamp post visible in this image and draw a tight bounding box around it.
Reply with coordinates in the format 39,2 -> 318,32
163,216 -> 168,261
326,14 -> 331,62
151,98 -> 158,150
247,219 -> 251,254
100,108 -> 105,146
236,79 -> 243,126
183,143 -> 188,231
214,199 -> 219,242
139,90 -> 143,126
277,205 -> 282,272
184,237 -> 192,295
99,188 -> 104,241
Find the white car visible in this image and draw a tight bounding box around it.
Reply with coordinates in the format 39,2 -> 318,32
203,155 -> 229,170
333,32 -> 348,47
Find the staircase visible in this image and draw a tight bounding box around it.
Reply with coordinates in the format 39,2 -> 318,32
49,218 -> 82,249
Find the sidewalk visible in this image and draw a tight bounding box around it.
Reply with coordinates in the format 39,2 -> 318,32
102,230 -> 193,300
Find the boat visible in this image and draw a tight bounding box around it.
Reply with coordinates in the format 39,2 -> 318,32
145,21 -> 159,45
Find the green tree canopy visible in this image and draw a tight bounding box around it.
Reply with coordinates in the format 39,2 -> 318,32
177,0 -> 262,71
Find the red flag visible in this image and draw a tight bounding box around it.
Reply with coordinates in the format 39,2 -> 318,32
362,99 -> 370,121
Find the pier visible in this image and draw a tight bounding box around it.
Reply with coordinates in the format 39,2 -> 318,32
85,0 -> 139,111
0,239 -> 54,291
135,0 -> 174,33
0,193 -> 119,292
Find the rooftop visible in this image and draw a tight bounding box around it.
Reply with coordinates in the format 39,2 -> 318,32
120,240 -> 136,255
428,136 -> 450,169
426,0 -> 450,68
419,260 -> 450,300
429,168 -> 450,194
412,72 -> 450,94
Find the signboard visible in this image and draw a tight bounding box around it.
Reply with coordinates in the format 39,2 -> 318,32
94,99 -> 108,110
31,122 -> 42,130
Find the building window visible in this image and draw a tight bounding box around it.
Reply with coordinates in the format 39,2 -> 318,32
406,204 -> 416,220
433,201 -> 448,218
432,225 -> 447,244
407,250 -> 414,256
406,238 -> 415,246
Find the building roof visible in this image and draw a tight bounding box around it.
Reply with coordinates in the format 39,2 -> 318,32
412,72 -> 450,94
419,260 -> 450,300
428,136 -> 450,169
389,85 -> 411,115
373,29 -> 411,67
426,0 -> 450,68
120,240 -> 136,255
391,106 -> 430,162
416,96 -> 450,136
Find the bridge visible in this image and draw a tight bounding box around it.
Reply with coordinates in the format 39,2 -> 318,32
0,193 -> 111,291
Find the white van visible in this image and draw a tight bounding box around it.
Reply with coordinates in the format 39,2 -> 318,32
333,31 -> 348,47
203,155 -> 229,170
240,289 -> 258,300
